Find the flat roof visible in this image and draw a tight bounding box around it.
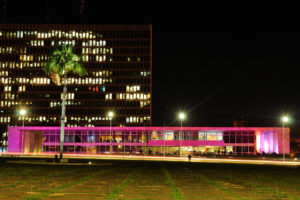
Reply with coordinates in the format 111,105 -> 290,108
8,126 -> 289,132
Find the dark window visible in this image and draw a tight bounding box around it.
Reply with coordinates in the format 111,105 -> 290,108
249,146 -> 255,152
230,133 -> 235,143
236,146 -> 242,153
75,134 -> 81,142
223,135 -> 229,143
249,136 -> 255,143
236,135 -> 242,143
242,135 -> 249,143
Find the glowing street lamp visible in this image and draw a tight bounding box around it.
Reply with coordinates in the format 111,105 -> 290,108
178,112 -> 186,157
19,109 -> 27,127
179,113 -> 185,121
282,116 -> 289,162
108,111 -> 114,155
179,113 -> 185,140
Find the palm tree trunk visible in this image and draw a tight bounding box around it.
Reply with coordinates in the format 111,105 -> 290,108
60,74 -> 67,159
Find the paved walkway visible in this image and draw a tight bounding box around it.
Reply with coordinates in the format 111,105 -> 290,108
2,153 -> 300,166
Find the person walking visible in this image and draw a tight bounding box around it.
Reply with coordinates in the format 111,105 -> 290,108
188,153 -> 191,163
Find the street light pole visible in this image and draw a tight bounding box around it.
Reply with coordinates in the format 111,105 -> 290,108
178,112 -> 185,157
110,118 -> 112,155
282,116 -> 288,162
108,111 -> 114,155
180,120 -> 182,157
283,122 -> 285,162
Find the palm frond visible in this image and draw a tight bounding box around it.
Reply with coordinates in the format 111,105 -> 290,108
53,49 -> 62,56
71,54 -> 80,62
45,59 -> 59,74
72,62 -> 87,76
67,45 -> 73,54
45,44 -> 87,85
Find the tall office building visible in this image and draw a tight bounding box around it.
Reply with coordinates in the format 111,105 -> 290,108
0,24 -> 152,151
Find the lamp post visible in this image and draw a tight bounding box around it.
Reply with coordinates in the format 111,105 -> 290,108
108,111 -> 114,155
178,112 -> 185,157
282,116 -> 288,162
19,109 -> 27,127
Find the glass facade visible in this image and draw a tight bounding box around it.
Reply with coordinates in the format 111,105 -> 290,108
7,126 -> 290,156
0,24 -> 152,151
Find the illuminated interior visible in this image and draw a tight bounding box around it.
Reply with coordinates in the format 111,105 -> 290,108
7,126 -> 290,155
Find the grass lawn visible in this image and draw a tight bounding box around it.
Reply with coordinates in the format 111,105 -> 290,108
0,160 -> 300,200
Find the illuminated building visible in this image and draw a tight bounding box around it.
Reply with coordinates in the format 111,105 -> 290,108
7,126 -> 290,155
0,24 -> 152,152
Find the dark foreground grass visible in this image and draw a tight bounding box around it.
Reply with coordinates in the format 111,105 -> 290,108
0,160 -> 300,200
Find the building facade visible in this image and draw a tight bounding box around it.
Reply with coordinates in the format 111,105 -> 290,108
7,126 -> 290,156
0,24 -> 152,151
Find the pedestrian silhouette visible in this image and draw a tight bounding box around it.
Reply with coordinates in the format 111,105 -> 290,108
188,154 -> 191,163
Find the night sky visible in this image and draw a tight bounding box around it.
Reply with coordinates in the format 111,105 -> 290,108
1,1 -> 300,137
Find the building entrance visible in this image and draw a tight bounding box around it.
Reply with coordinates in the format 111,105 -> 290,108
21,131 -> 43,153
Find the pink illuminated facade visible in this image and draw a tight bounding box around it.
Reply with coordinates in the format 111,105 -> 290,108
7,126 -> 290,155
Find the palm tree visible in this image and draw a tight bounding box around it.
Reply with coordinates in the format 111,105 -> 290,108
45,44 -> 87,160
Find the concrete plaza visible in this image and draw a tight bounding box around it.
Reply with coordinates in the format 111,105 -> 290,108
2,152 -> 300,166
